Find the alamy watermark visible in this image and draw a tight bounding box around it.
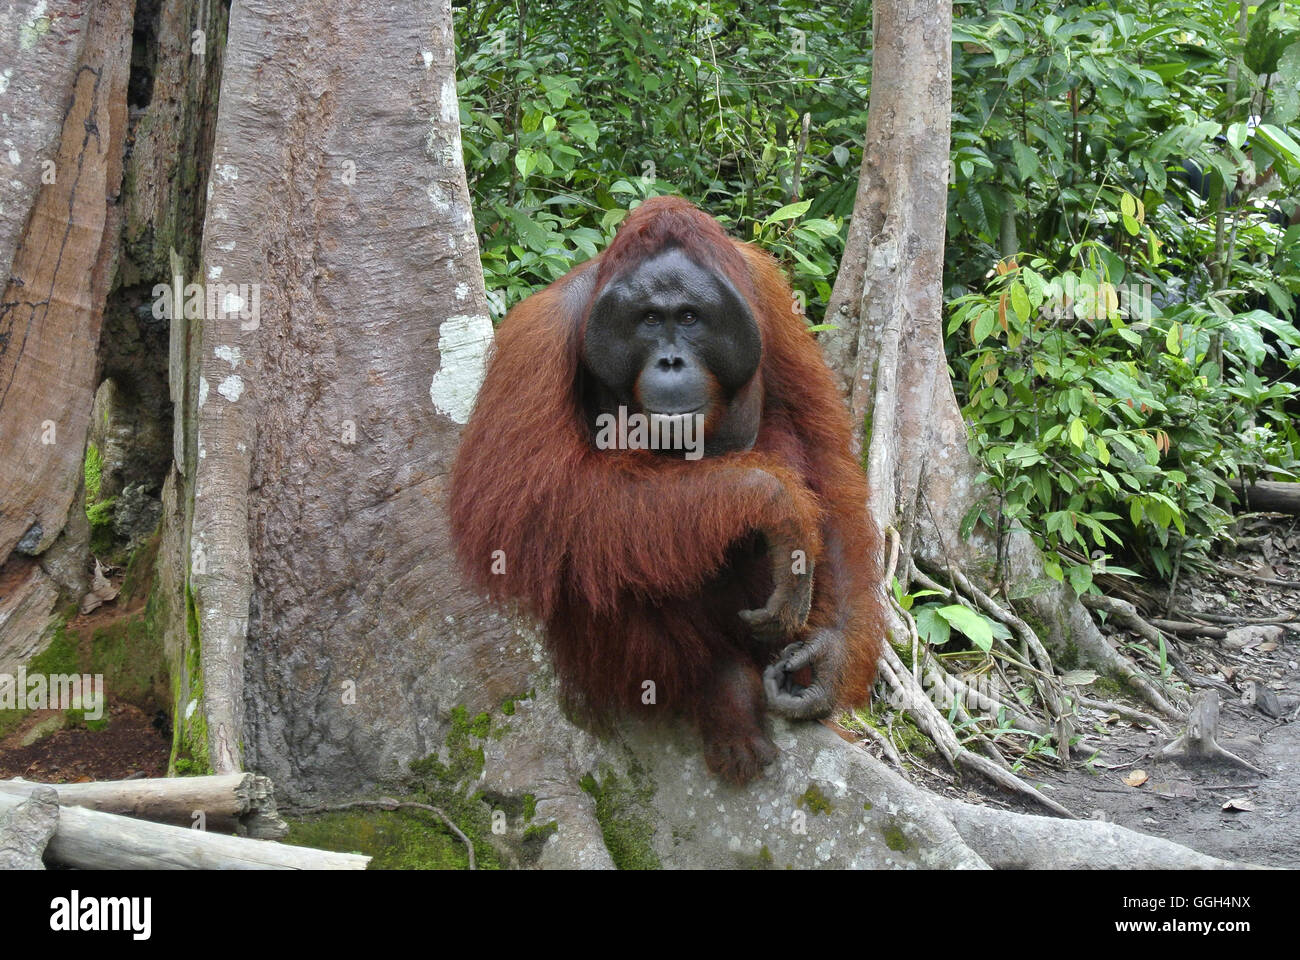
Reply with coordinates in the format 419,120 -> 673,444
0,669 -> 105,720
594,405 -> 706,460
152,276 -> 262,331
1039,277 -> 1156,328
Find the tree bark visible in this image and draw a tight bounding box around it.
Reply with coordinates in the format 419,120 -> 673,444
190,0 -> 502,792
0,0 -> 134,672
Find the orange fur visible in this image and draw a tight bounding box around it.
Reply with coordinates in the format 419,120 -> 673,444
450,197 -> 883,769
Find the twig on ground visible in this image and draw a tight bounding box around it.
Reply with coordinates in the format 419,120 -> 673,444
1173,611 -> 1299,626
1211,562 -> 1300,589
855,723 -> 905,769
1075,695 -> 1172,736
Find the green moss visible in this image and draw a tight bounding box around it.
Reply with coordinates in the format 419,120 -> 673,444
286,807 -> 476,869
1,617 -> 80,739
186,584 -> 200,647
27,618 -> 81,677
65,710 -> 110,733
1092,674 -> 1123,698
797,784 -> 833,816
89,609 -> 168,709
120,528 -> 162,604
845,704 -> 935,758
1,556 -> 172,742
400,706 -> 526,868
86,499 -> 115,525
84,442 -> 103,504
0,703 -> 29,741
863,801 -> 873,811
409,705 -> 488,783
580,764 -> 660,870
522,820 -> 558,843
86,496 -> 117,555
468,710 -> 491,739
522,793 -> 537,822
886,627 -> 913,659
169,584 -> 210,776
890,712 -> 935,756
882,820 -> 911,853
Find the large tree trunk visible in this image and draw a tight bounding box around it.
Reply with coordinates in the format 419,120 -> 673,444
186,0 -> 508,791
0,0 -> 230,780
0,0 -> 134,676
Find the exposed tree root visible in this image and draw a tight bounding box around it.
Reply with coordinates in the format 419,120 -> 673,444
1081,593 -> 1232,697
869,520 -> 1202,820
911,560 -> 1073,750
937,795 -> 1255,869
1151,618 -> 1228,639
877,644 -> 1075,817
875,532 -> 1078,820
1075,696 -> 1172,737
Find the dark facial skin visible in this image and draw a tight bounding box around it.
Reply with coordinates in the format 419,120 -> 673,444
581,247 -> 764,456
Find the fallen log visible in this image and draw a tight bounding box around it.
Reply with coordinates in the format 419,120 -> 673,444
0,774 -> 287,838
0,790 -> 368,869
1229,479 -> 1300,515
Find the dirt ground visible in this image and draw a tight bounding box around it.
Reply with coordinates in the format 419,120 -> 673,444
910,516 -> 1300,868
0,576 -> 171,783
0,701 -> 170,782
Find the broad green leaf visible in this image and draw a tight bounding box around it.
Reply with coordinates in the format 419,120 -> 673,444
915,605 -> 951,647
936,605 -> 994,652
766,200 -> 812,223
1010,281 -> 1031,324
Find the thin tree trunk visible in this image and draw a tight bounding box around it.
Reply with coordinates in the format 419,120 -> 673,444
819,0 -> 1179,719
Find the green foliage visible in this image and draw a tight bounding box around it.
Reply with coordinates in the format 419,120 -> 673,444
951,232 -> 1300,580
945,0 -> 1300,578
456,0 -> 872,320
